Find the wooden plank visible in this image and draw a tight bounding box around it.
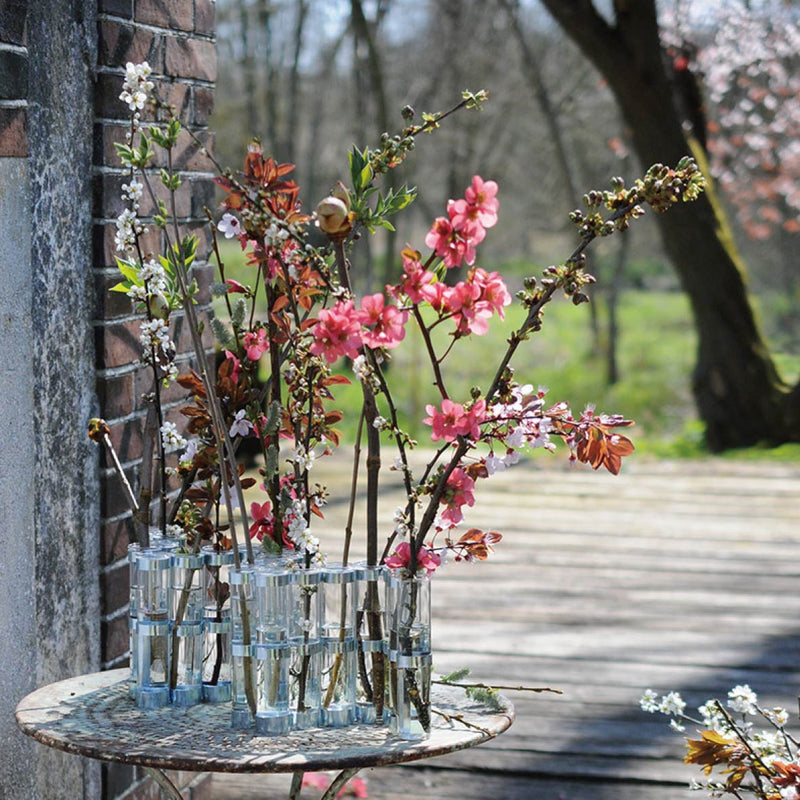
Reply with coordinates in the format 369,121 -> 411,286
218,456 -> 800,797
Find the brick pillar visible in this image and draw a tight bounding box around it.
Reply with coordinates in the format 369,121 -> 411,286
94,2 -> 216,798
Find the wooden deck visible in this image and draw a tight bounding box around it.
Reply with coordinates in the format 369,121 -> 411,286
213,454 -> 800,799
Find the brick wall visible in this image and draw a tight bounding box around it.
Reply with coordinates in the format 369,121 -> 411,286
94,2 -> 217,798
0,0 -> 29,156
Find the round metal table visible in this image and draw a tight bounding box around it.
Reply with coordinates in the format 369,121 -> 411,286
15,670 -> 514,799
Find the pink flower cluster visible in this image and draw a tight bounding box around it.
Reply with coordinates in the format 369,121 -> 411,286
309,295 -> 408,363
424,176 -> 499,269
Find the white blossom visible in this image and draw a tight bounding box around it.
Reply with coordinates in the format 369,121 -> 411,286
728,684 -> 758,715
160,421 -> 186,453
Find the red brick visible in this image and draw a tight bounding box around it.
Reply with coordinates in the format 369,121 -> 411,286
100,516 -> 135,566
192,262 -> 215,305
165,35 -> 216,82
0,107 -> 27,156
158,80 -> 191,122
96,317 -> 144,370
194,0 -> 215,36
101,614 -> 130,663
192,85 -> 214,126
95,267 -> 136,318
173,309 -> 214,355
171,127 -> 214,171
97,371 -> 136,419
100,561 -> 130,616
98,19 -> 162,70
94,171 -> 128,219
135,0 -> 194,31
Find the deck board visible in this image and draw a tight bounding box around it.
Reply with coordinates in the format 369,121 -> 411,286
211,455 -> 800,799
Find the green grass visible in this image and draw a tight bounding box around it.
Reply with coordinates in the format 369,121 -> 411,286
209,243 -> 797,460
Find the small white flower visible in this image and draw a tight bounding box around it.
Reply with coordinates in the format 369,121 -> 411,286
179,439 -> 198,465
229,409 -> 253,439
372,415 -> 387,430
639,689 -> 660,713
217,213 -> 241,239
669,718 -> 686,732
728,684 -> 758,715
765,707 -> 790,727
292,444 -> 315,472
485,453 -> 505,476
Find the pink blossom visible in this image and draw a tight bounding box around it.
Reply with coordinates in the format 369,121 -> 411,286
440,467 -> 476,525
223,350 -> 241,383
225,279 -> 247,294
424,216 -> 476,269
243,327 -> 269,361
396,255 -> 435,303
424,216 -> 453,254
423,399 -> 486,442
358,293 -> 408,350
309,299 -> 363,363
249,500 -> 273,541
384,541 -> 441,575
464,175 -> 499,228
442,281 -> 489,335
473,268 -> 512,319
447,198 -> 487,243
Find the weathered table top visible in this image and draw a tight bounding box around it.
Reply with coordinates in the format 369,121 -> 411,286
14,669 -> 514,774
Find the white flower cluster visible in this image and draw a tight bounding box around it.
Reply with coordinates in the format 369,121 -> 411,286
285,499 -> 324,565
352,355 -> 380,392
641,685 -> 795,771
127,259 -> 167,302
115,208 -> 145,254
139,318 -> 170,351
265,221 -> 290,249
393,507 -> 409,538
160,422 -> 187,453
119,61 -> 154,113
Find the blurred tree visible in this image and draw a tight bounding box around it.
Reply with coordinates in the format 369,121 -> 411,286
540,0 -> 800,450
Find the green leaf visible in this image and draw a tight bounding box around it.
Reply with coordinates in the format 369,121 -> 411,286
109,280 -> 133,294
349,146 -> 367,191
115,258 -> 141,284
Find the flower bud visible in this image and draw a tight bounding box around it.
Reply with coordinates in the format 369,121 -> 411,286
315,196 -> 351,237
331,181 -> 351,211
148,291 -> 170,320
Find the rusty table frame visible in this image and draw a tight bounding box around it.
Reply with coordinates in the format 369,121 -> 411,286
15,669 -> 514,799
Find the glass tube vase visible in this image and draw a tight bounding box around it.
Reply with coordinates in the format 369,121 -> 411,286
169,551 -> 204,706
388,569 -> 432,740
320,565 -> 357,727
254,568 -> 291,735
229,564 -> 257,728
288,569 -> 322,729
134,549 -> 172,709
201,546 -> 234,703
354,563 -> 387,724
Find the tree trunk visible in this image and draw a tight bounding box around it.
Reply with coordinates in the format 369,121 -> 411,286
540,0 -> 797,450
